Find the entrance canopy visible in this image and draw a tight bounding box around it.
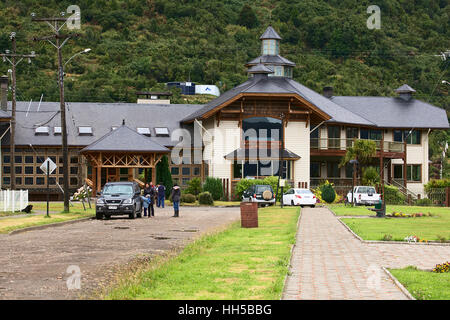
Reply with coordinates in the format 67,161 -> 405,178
80,124 -> 170,191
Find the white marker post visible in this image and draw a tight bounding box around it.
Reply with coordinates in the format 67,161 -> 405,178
40,157 -> 57,217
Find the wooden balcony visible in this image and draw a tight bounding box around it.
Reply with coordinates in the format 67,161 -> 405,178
310,138 -> 405,158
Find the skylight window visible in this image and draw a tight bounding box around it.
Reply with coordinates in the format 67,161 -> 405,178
54,126 -> 62,135
137,127 -> 151,136
111,126 -> 118,131
35,126 -> 49,135
155,127 -> 169,137
78,126 -> 93,135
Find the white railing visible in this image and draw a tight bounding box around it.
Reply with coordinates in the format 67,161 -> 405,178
0,190 -> 29,212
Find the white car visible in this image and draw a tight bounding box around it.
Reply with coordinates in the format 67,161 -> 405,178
282,188 -> 316,207
346,186 -> 381,205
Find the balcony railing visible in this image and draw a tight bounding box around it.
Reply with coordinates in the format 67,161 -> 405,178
310,138 -> 404,153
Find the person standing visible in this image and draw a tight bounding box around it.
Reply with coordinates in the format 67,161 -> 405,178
171,184 -> 181,217
157,182 -> 166,208
143,182 -> 155,217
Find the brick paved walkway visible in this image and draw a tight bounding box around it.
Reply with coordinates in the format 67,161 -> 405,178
283,207 -> 450,300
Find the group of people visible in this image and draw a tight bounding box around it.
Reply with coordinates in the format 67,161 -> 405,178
141,182 -> 181,218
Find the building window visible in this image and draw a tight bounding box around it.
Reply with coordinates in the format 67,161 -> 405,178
327,162 -> 340,178
15,167 -> 22,174
193,167 -> 200,176
233,161 -> 243,179
137,127 -> 151,136
25,156 -> 34,164
54,127 -> 62,135
360,129 -> 381,140
154,127 -> 170,137
25,166 -> 34,175
345,164 -> 354,179
328,126 -> 340,149
393,130 -> 421,145
171,167 -> 179,175
3,155 -> 10,163
182,178 -> 190,186
393,164 -> 403,179
70,177 -> 78,186
16,177 -> 22,185
407,165 -> 421,182
15,156 -> 22,163
3,177 -> 10,185
182,167 -> 190,176
310,162 -> 321,178
243,117 -> 282,142
25,177 -> 33,185
35,126 -> 50,135
70,167 -> 78,175
273,66 -> 283,76
36,177 -> 45,185
78,126 -> 93,135
3,166 -> 10,174
262,39 -> 279,55
70,157 -> 78,164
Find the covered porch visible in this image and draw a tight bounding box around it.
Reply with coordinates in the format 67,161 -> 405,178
80,124 -> 169,192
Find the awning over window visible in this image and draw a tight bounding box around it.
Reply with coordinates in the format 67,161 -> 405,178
224,148 -> 300,161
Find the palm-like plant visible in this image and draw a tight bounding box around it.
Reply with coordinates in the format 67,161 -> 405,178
340,139 -> 377,180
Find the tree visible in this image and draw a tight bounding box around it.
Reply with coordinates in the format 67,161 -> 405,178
237,4 -> 259,29
156,155 -> 173,197
362,166 -> 380,186
340,139 -> 377,180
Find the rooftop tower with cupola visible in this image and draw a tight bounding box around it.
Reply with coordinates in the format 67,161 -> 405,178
245,26 -> 296,78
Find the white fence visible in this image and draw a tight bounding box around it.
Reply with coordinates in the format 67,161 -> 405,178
0,190 -> 29,212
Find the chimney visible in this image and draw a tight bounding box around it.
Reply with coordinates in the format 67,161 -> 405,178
0,75 -> 8,112
395,84 -> 416,102
323,86 -> 333,99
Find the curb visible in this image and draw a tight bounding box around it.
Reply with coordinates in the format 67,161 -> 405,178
331,208 -> 450,247
8,217 -> 93,235
382,267 -> 416,300
281,207 -> 302,300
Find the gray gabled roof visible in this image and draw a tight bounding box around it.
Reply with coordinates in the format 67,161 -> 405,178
81,124 -> 169,153
395,84 -> 416,93
182,76 -> 372,125
330,96 -> 450,129
247,64 -> 274,74
6,101 -> 203,147
0,109 -> 11,119
260,26 -> 282,40
246,55 -> 296,67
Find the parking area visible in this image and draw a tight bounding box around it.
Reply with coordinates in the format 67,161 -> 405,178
0,206 -> 240,300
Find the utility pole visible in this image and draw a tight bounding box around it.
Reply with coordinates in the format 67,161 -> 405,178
0,33 -> 36,190
32,14 -> 79,212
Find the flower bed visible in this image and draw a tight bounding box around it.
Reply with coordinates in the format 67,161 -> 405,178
387,211 -> 433,218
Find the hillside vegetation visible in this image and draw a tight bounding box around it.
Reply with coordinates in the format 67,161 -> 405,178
0,0 -> 449,174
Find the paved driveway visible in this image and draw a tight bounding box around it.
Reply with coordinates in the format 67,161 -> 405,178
0,206 -> 240,300
283,207 -> 450,300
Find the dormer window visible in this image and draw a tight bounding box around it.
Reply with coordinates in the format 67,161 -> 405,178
262,39 -> 279,55
78,126 -> 93,136
137,127 -> 151,136
35,126 -> 49,135
155,127 -> 169,137
54,126 -> 62,135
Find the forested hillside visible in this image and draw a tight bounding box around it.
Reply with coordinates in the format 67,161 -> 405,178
0,0 -> 449,173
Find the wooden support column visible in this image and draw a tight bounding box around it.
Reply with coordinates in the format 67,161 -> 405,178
144,168 -> 148,184
152,166 -> 157,184
96,165 -> 101,192
92,166 -> 97,195
403,138 -> 407,189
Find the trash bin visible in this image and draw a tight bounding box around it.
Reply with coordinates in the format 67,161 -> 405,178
374,200 -> 382,210
240,202 -> 258,228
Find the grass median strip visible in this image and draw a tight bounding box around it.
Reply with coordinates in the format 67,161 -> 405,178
389,266 -> 450,300
333,206 -> 450,241
102,206 -> 300,300
0,210 -> 94,234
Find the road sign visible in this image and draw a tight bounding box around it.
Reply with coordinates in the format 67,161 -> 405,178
40,157 -> 57,175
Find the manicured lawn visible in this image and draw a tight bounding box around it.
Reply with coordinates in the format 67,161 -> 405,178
167,200 -> 241,207
340,207 -> 450,241
0,210 -> 94,234
328,204 -> 449,216
103,206 -> 300,300
389,266 -> 450,300
30,201 -> 94,212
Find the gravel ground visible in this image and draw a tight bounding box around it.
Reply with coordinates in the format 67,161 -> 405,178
0,206 -> 240,300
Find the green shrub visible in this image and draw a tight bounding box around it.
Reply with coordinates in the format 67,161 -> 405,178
384,185 -> 406,204
362,166 -> 380,186
320,184 -> 336,203
180,193 -> 196,203
198,192 -> 214,205
415,198 -> 432,206
185,177 -> 202,196
424,179 -> 450,193
235,179 -> 263,199
202,177 -> 223,200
